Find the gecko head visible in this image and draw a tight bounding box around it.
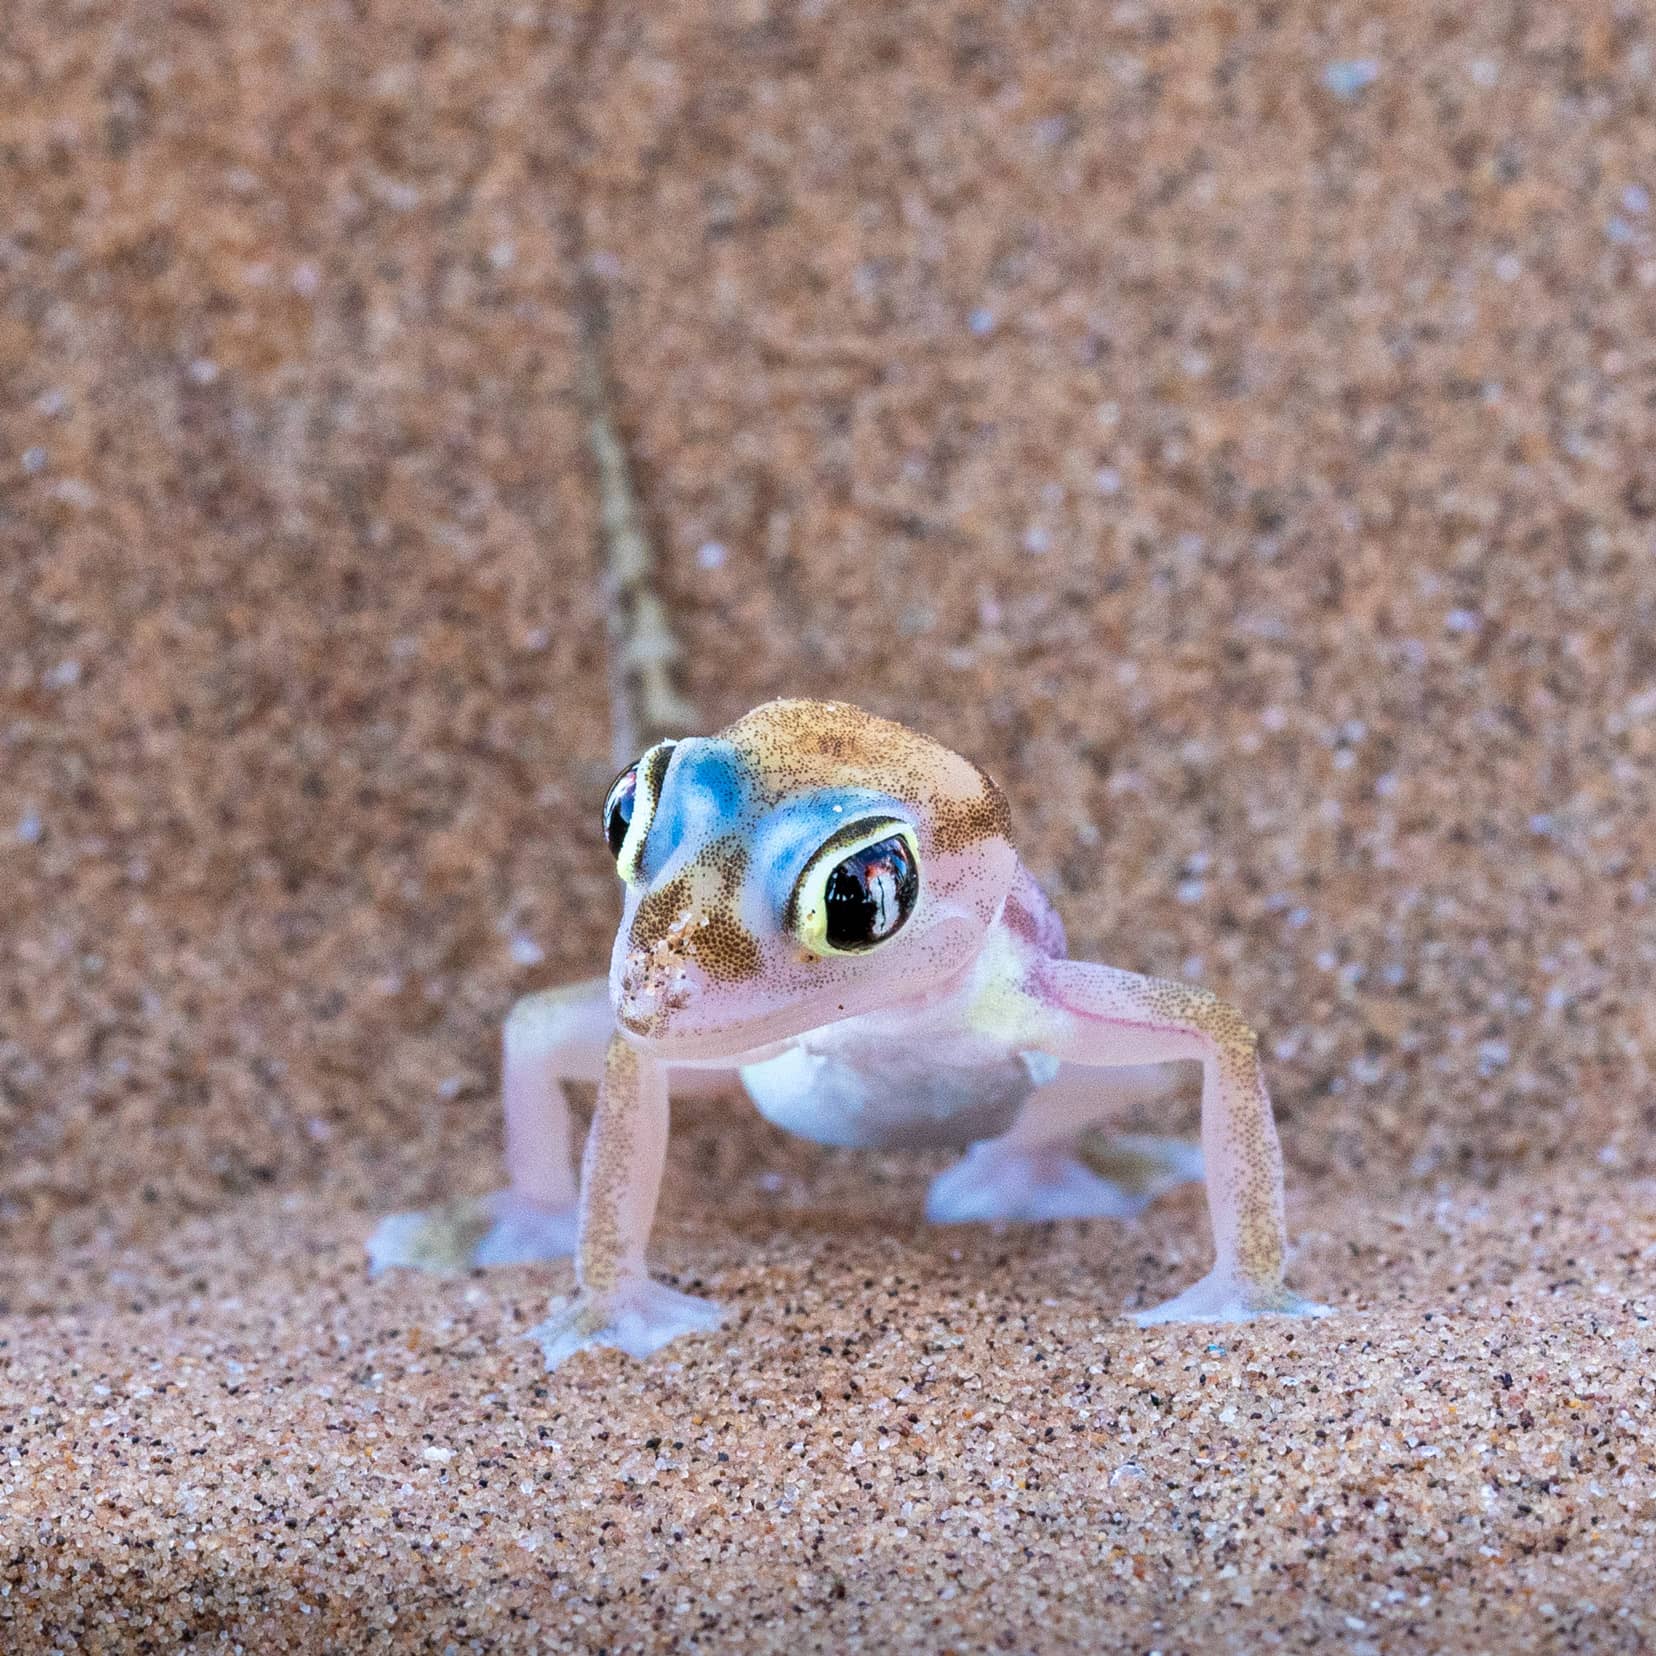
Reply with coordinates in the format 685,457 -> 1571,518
598,699 -> 1019,1060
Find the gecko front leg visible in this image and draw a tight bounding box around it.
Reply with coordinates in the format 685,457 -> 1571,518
1024,957 -> 1328,1324
528,1032 -> 724,1368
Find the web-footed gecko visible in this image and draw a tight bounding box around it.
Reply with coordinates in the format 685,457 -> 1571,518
370,699 -> 1326,1366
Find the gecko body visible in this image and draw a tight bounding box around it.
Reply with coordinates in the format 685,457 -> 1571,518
371,699 -> 1326,1365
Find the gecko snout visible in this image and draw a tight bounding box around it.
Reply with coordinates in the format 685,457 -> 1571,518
615,942 -> 696,1037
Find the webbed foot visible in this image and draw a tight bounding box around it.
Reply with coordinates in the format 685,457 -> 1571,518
528,1278 -> 725,1369
366,1190 -> 578,1275
1130,1268 -> 1331,1327
926,1134 -> 1202,1225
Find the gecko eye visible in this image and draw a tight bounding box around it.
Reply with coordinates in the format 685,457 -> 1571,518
602,764 -> 638,859
601,742 -> 675,882
825,836 -> 919,948
789,819 -> 921,955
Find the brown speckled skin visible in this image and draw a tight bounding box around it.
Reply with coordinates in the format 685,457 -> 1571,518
577,1035 -> 649,1296
723,699 -> 1015,853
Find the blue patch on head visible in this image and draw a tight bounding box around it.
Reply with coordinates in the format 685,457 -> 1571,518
635,737 -> 919,931
750,788 -> 914,917
635,742 -> 754,883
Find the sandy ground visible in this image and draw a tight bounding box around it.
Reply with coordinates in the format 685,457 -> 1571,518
2,1157 -> 1654,1652
4,0 -> 1656,1649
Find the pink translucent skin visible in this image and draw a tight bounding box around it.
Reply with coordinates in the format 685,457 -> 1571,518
368,700 -> 1327,1366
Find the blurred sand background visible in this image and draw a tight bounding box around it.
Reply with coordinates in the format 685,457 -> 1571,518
3,0 -> 1655,1649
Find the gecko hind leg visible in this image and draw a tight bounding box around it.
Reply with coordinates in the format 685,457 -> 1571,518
925,1063 -> 1201,1225
925,1133 -> 1201,1225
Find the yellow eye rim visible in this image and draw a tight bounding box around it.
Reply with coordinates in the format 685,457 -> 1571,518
609,741 -> 675,886
787,816 -> 922,956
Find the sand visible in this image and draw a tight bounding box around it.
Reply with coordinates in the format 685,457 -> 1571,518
3,0 -> 1655,1649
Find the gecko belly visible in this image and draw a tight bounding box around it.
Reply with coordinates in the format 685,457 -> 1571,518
738,1042 -> 1054,1151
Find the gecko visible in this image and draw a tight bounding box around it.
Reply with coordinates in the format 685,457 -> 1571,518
369,698 -> 1327,1367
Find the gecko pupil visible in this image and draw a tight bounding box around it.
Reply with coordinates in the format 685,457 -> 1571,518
603,765 -> 638,858
823,835 -> 918,949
